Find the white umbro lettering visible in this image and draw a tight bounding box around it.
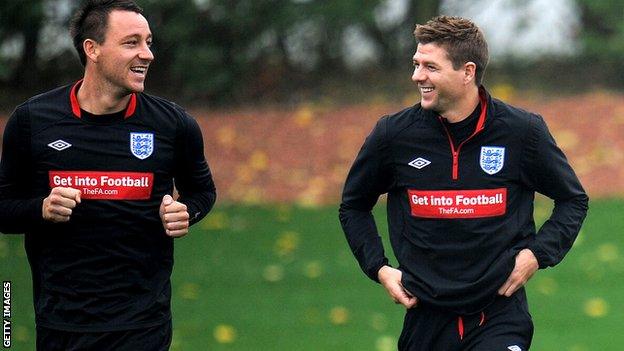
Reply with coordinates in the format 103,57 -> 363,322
47,140 -> 72,151
507,346 -> 522,351
408,157 -> 431,169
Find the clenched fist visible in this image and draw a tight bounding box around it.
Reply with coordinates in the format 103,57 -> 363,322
159,194 -> 189,238
42,187 -> 81,223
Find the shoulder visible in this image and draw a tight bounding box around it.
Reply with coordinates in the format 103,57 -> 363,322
136,92 -> 197,128
489,98 -> 553,149
379,104 -> 426,139
24,85 -> 72,107
14,84 -> 74,132
490,97 -> 542,127
137,93 -> 189,119
136,93 -> 202,141
489,97 -> 549,139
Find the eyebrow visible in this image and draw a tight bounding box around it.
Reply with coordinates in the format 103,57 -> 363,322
120,33 -> 152,41
413,58 -> 431,65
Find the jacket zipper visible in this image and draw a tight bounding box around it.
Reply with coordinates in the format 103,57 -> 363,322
440,121 -> 474,180
438,89 -> 488,181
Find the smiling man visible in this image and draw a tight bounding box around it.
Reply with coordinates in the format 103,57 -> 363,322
339,16 -> 588,350
0,1 -> 216,350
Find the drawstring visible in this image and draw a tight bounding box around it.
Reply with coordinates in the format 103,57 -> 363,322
457,316 -> 464,340
457,311 -> 486,341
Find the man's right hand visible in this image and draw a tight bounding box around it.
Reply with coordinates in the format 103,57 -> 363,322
42,187 -> 81,223
378,265 -> 418,309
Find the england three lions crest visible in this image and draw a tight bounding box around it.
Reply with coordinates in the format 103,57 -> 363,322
480,146 -> 505,175
130,132 -> 154,160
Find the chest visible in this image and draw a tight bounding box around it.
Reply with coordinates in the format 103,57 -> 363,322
32,120 -> 175,173
29,119 -> 178,200
389,124 -> 520,189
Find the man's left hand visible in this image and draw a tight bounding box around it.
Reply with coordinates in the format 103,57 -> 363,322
159,194 -> 190,238
498,248 -> 539,297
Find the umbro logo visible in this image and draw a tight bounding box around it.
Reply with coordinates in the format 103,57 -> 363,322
48,140 -> 72,151
408,157 -> 431,169
507,346 -> 522,351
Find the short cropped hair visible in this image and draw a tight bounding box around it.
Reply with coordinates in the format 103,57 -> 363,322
69,0 -> 143,66
414,16 -> 489,85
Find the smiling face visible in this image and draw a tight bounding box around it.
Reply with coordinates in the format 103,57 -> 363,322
88,10 -> 154,95
411,42 -> 473,116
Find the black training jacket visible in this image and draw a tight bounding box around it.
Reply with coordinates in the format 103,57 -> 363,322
0,81 -> 216,331
339,87 -> 588,315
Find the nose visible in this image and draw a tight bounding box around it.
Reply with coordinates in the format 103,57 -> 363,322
139,44 -> 154,62
412,65 -> 425,83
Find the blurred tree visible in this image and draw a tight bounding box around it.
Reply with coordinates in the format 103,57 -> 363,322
0,0 -> 45,89
576,0 -> 624,86
142,0 -> 305,102
0,0 -> 445,104
364,0 -> 440,69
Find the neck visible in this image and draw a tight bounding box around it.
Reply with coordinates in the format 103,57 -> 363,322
77,73 -> 131,115
439,85 -> 480,123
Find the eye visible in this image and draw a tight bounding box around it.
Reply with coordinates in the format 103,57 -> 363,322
427,65 -> 437,72
413,62 -> 419,69
124,40 -> 138,46
146,39 -> 153,47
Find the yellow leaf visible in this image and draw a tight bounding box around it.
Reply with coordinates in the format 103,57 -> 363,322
370,313 -> 388,331
303,261 -> 323,279
490,83 -> 515,101
583,297 -> 609,318
376,335 -> 396,351
249,151 -> 269,171
596,243 -> 619,263
179,282 -> 200,300
535,277 -> 558,296
216,126 -> 236,147
263,264 -> 284,282
201,212 -> 228,230
214,324 -> 237,344
293,106 -> 314,127
553,130 -> 579,150
329,306 -> 349,325
275,231 -> 300,257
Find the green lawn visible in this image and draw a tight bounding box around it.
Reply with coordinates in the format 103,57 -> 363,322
1,199 -> 622,350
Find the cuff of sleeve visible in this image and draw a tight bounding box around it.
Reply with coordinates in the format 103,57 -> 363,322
368,259 -> 390,284
29,197 -> 46,224
526,243 -> 549,269
184,202 -> 199,226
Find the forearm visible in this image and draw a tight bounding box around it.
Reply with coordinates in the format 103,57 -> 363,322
0,196 -> 45,234
528,192 -> 589,268
339,204 -> 389,282
0,106 -> 44,234
178,187 -> 216,226
522,115 -> 589,268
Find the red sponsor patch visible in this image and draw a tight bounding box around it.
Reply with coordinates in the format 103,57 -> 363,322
407,188 -> 507,219
49,171 -> 154,200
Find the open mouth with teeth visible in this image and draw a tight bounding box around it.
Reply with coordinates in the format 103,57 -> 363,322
130,66 -> 148,75
420,87 -> 434,93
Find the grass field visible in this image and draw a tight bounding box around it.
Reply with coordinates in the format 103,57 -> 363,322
1,198 -> 622,350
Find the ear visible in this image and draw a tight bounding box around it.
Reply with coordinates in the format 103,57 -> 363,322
83,39 -> 100,63
464,62 -> 477,85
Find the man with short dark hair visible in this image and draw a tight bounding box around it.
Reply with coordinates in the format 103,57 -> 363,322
339,16 -> 587,350
0,1 -> 216,349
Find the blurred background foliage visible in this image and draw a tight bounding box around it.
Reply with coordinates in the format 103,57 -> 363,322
3,0 -> 619,107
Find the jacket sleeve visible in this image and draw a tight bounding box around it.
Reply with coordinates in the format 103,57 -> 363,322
338,117 -> 394,282
521,114 -> 589,268
0,105 -> 46,234
173,113 -> 217,226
